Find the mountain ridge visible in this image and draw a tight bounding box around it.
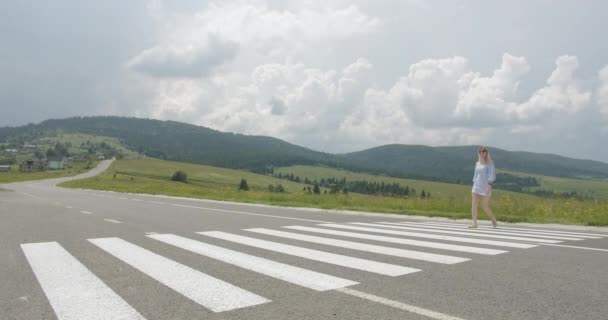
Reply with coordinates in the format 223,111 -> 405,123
2,116 -> 607,182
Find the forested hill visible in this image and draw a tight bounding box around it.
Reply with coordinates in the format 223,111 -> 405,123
340,145 -> 608,183
0,116 -> 338,173
2,116 -> 608,182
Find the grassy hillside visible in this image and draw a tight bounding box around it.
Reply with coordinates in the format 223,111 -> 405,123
33,133 -> 139,159
102,159 -> 312,192
60,159 -> 608,226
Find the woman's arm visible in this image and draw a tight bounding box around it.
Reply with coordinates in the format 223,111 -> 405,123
473,164 -> 477,182
488,163 -> 496,184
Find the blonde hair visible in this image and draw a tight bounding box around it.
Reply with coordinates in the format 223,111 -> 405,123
477,146 -> 493,164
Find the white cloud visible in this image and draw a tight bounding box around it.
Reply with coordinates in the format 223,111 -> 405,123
194,1 -> 380,44
130,0 -> 381,78
135,52 -> 602,154
120,2 -> 605,159
128,35 -> 238,78
351,54 -> 591,132
455,53 -> 530,123
511,55 -> 591,119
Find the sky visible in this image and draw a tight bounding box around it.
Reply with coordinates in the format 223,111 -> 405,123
2,0 -> 608,162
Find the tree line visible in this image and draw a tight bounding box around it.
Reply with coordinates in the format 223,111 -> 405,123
273,173 -> 431,198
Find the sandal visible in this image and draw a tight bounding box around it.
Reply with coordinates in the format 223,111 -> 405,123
491,220 -> 498,229
467,224 -> 478,229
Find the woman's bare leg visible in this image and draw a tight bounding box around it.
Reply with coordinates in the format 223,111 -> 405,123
481,195 -> 497,227
470,193 -> 480,227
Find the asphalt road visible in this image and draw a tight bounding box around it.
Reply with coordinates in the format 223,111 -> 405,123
2,160 -> 608,320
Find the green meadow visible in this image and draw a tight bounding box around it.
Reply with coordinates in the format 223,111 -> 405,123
500,169 -> 608,199
58,159 -> 608,226
0,160 -> 99,183
34,133 -> 140,159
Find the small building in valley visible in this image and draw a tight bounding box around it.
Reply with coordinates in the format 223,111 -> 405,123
47,157 -> 66,170
19,158 -> 47,172
0,165 -> 10,172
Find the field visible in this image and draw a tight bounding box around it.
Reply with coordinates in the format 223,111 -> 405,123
0,160 -> 99,183
58,159 -> 608,226
500,169 -> 608,200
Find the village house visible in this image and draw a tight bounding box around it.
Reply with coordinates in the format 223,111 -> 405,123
19,158 -> 47,172
0,165 -> 10,172
47,157 -> 66,170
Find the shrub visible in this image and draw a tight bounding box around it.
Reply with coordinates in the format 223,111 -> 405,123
171,170 -> 188,183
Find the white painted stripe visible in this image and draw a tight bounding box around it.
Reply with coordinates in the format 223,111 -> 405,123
104,219 -> 122,224
539,243 -> 608,252
147,201 -> 165,205
80,211 -> 93,215
198,231 -> 420,276
356,222 -> 562,244
418,221 -> 606,238
246,228 -> 469,265
320,224 -> 536,249
65,206 -> 73,209
383,222 -> 584,241
149,234 -> 357,291
119,197 -> 129,200
337,288 -> 467,320
284,226 -> 507,255
89,237 -> 269,312
412,221 -> 600,239
171,204 -> 331,223
21,242 -> 147,320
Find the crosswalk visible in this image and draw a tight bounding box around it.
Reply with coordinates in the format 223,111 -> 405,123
20,221 -> 607,319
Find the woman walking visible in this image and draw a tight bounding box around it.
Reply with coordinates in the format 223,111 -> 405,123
470,146 -> 497,228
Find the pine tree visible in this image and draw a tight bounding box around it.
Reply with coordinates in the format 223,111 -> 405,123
239,178 -> 249,191
313,183 -> 321,194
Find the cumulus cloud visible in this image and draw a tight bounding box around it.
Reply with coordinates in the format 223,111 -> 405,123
455,53 -> 530,122
512,55 -> 591,119
128,1 -> 380,79
128,35 -> 238,78
136,51 -> 603,154
199,59 -> 373,143
351,54 -> 591,133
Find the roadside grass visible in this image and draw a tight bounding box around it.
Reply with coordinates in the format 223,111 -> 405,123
0,161 -> 99,183
58,159 -> 608,226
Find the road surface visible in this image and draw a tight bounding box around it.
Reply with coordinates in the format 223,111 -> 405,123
2,160 -> 607,320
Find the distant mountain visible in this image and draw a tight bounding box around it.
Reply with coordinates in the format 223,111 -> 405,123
2,116 -> 608,182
